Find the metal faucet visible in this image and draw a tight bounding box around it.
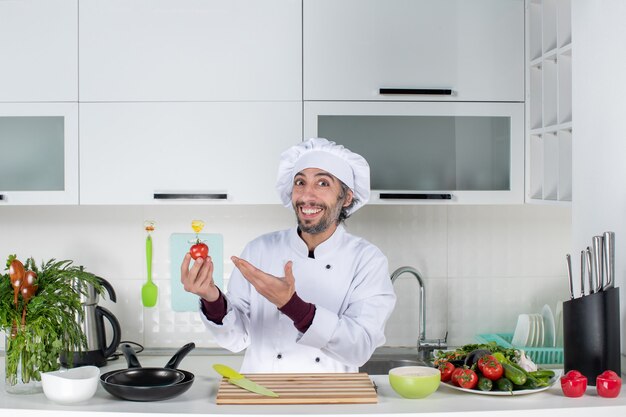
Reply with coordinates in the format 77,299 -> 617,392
390,266 -> 447,362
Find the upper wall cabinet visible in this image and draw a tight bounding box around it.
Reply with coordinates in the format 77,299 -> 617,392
0,0 -> 78,102
304,0 -> 524,102
0,103 -> 79,205
79,102 -> 301,205
79,0 -> 302,102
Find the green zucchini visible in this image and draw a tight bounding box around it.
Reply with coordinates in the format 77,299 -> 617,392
502,363 -> 527,386
495,377 -> 514,393
529,369 -> 556,379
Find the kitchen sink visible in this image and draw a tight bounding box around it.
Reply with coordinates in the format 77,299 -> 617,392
359,358 -> 428,375
358,348 -> 432,375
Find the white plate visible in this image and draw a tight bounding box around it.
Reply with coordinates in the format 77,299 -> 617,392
440,370 -> 561,396
511,314 -> 531,347
535,314 -> 545,347
555,301 -> 563,347
542,304 -> 556,347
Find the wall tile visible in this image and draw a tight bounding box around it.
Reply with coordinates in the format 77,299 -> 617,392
0,204 -> 571,350
447,276 -> 568,346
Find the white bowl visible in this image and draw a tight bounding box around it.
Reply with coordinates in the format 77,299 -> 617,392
41,366 -> 100,404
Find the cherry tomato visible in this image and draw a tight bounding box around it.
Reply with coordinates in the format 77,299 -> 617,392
438,362 -> 455,382
455,368 -> 479,390
561,370 -> 587,397
477,355 -> 504,381
190,242 -> 209,259
596,370 -> 622,398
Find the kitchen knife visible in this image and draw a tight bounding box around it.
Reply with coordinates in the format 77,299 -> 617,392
565,254 -> 574,299
580,250 -> 586,297
603,231 -> 615,290
586,247 -> 594,294
213,364 -> 279,398
592,236 -> 604,292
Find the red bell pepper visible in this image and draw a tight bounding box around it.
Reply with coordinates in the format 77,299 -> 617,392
561,370 -> 587,397
596,370 -> 622,398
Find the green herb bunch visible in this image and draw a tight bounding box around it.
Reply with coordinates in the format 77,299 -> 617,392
1,257 -> 103,385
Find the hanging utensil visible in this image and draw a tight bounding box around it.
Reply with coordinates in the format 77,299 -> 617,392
592,236 -> 604,293
565,254 -> 574,299
603,231 -> 615,290
141,220 -> 158,307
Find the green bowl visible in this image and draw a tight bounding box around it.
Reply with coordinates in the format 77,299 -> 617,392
388,366 -> 441,399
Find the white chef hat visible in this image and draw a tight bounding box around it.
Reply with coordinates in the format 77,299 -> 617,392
276,138 -> 370,215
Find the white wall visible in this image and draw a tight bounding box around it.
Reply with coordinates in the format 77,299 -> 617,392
572,0 -> 626,361
0,204 -> 570,350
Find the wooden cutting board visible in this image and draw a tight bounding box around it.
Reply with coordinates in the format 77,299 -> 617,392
215,373 -> 378,405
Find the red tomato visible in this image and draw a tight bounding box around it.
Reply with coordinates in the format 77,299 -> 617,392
477,355 -> 503,381
438,362 -> 455,382
596,370 -> 622,398
455,368 -> 479,390
190,242 -> 209,259
561,370 -> 587,397
451,367 -> 465,386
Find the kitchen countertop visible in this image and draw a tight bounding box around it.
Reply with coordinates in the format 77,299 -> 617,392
2,352 -> 626,417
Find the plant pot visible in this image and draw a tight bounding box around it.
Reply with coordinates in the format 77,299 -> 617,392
4,326 -> 44,394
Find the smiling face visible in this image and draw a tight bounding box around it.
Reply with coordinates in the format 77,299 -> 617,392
291,168 -> 353,239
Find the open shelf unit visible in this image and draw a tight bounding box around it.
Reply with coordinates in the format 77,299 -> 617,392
526,0 -> 572,204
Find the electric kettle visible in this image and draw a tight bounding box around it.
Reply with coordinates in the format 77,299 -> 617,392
61,276 -> 122,367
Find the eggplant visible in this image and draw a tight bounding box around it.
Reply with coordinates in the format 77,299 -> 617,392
464,349 -> 492,367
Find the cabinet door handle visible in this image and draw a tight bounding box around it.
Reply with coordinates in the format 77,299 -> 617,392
379,193 -> 452,200
0,194 -> 4,201
153,193 -> 228,200
379,88 -> 453,96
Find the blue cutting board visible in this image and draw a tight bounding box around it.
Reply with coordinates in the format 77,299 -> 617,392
169,233 -> 224,312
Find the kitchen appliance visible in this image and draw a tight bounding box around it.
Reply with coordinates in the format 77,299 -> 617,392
215,372 -> 377,405
61,276 -> 121,368
100,343 -> 195,402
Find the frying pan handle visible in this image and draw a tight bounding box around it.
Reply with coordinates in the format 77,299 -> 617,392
121,343 -> 143,369
164,342 -> 196,369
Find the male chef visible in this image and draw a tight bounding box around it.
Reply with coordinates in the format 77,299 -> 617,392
181,138 -> 396,373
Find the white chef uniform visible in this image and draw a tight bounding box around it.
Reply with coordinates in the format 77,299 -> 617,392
200,224 -> 396,373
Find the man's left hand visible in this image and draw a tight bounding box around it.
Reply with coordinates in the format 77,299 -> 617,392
231,256 -> 295,308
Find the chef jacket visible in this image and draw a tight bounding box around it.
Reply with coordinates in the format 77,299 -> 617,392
199,225 -> 396,373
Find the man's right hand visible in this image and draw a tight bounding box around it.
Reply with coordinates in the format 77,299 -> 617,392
180,253 -> 220,302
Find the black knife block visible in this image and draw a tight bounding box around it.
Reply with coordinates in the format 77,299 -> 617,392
562,287 -> 621,385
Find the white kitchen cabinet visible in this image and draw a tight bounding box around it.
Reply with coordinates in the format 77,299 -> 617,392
79,102 -> 301,204
0,103 -> 79,204
79,0 -> 301,102
305,101 -> 524,205
304,0 -> 524,102
0,0 -> 78,102
526,0 -> 572,203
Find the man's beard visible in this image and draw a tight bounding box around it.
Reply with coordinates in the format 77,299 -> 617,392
295,197 -> 344,235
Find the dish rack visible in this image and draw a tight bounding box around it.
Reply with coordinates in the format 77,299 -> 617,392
475,333 -> 564,365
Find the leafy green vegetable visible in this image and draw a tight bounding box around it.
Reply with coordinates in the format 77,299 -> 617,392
434,341 -> 521,366
1,257 -> 103,385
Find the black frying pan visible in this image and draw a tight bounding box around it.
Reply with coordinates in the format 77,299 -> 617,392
100,342 -> 195,401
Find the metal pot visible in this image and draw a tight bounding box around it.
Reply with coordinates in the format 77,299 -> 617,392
100,342 -> 195,401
